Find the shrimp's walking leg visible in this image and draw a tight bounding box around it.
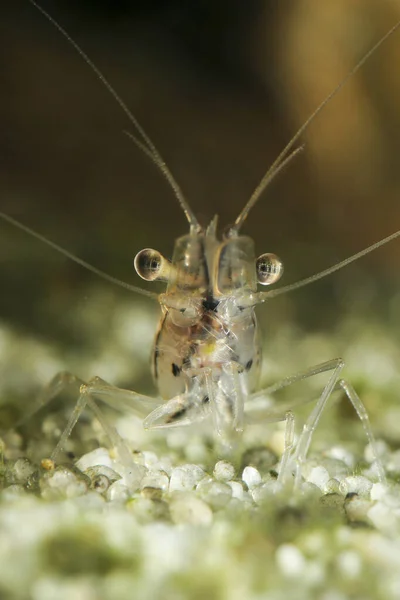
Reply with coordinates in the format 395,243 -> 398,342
15,372 -> 161,472
15,371 -> 84,426
276,411 -> 295,486
50,376 -> 162,464
248,358 -> 385,486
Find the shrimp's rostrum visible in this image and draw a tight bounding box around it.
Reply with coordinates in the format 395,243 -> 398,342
2,1 -> 400,487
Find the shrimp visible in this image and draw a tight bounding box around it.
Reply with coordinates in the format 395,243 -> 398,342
1,1 -> 400,487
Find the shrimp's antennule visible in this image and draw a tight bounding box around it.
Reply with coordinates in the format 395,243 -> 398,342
28,0 -> 199,230
231,20 -> 400,234
255,229 -> 400,302
0,212 -> 158,300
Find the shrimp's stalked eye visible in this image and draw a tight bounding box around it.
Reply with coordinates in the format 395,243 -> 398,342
134,248 -> 171,282
256,253 -> 283,285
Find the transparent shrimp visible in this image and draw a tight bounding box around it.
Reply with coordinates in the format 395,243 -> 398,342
1,1 -> 400,488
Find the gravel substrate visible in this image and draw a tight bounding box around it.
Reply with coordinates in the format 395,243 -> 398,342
1,302 -> 400,599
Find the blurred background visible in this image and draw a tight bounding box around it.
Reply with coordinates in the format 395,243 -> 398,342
1,0 -> 400,442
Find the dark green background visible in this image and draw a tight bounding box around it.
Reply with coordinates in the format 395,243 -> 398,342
1,0 -> 400,385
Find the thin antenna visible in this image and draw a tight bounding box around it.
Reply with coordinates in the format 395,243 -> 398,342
28,0 -> 199,230
255,229 -> 400,303
123,130 -> 194,212
228,145 -> 305,237
0,212 -> 158,300
232,20 -> 400,234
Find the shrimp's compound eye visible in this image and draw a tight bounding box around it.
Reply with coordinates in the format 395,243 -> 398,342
134,248 -> 170,282
256,253 -> 283,285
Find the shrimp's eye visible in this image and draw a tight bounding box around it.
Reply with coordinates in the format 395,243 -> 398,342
256,253 -> 283,285
134,248 -> 170,281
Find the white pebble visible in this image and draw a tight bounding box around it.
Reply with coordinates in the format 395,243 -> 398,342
169,464 -> 206,492
1,484 -> 26,501
196,480 -> 232,510
276,544 -> 306,577
325,446 -> 355,469
142,451 -> 160,469
339,476 -> 372,497
169,492 -> 213,526
387,449 -> 400,475
252,480 -> 278,504
106,480 -> 131,503
40,467 -> 87,500
242,466 -> 262,489
319,457 -> 349,480
306,466 -> 330,490
84,465 -> 121,493
157,456 -> 173,476
368,501 -> 399,533
344,495 -> 370,523
336,550 -> 362,579
140,471 -> 169,492
76,447 -> 113,471
323,478 -> 341,494
370,482 -> 389,501
13,458 -> 36,483
227,481 -> 244,500
213,460 -> 235,482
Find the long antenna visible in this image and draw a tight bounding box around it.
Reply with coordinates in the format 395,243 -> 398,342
0,212 -> 158,300
255,229 -> 400,303
231,20 -> 400,234
28,0 -> 200,230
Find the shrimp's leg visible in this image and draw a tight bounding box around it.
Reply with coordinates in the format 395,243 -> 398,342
246,358 -> 385,486
50,376 -> 163,463
14,372 -> 161,473
15,371 -> 84,426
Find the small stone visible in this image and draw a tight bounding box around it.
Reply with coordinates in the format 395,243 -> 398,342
370,482 -> 389,502
128,497 -> 169,523
90,474 -> 111,494
76,447 -> 113,471
323,478 -> 341,495
157,456 -> 173,476
368,501 -> 398,533
169,492 -> 213,526
305,466 -> 330,491
1,484 -> 26,500
169,464 -> 206,492
213,460 -> 235,482
252,480 -> 278,504
140,471 -> 169,492
141,487 -> 163,501
106,480 -> 131,503
40,466 -> 88,500
227,481 -> 244,500
325,446 -> 355,469
319,493 -> 344,513
276,544 -> 306,577
339,476 -> 372,498
386,449 -> 400,475
13,458 -> 36,483
142,451 -> 160,469
196,480 -> 232,510
242,466 -> 262,489
85,465 -> 121,495
73,490 -> 106,509
336,550 -> 362,579
344,494 -> 371,523
319,457 -> 349,480
40,458 -> 55,471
